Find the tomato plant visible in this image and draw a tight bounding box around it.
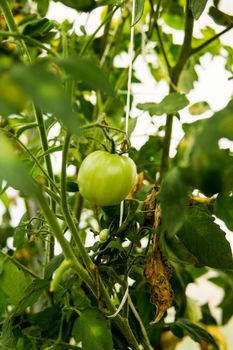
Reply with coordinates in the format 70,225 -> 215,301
0,0 -> 232,349
78,150 -> 137,206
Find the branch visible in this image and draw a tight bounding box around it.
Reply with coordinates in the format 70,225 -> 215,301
160,0 -> 194,178
149,0 -> 171,72
190,25 -> 233,56
0,30 -> 59,56
171,0 -> 194,85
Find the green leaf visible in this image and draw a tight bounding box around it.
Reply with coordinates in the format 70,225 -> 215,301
55,56 -> 115,96
0,73 -> 28,116
132,135 -> 162,179
0,135 -> 38,195
178,100 -> 233,195
66,181 -> 79,192
172,318 -> 218,349
159,167 -> 189,237
0,289 -> 8,314
179,57 -> 199,93
0,253 -> 31,305
178,206 -> 233,270
73,308 -> 113,350
36,0 -> 50,16
23,18 -> 55,38
160,234 -> 198,265
214,192 -> 233,231
54,0 -> 96,12
13,227 -> 28,250
133,0 -> 145,25
188,101 -> 210,115
209,6 -> 233,26
44,254 -> 64,279
14,279 -> 50,315
210,274 -> 233,324
190,0 -> 209,20
29,304 -> 61,337
137,93 -> 189,116
162,2 -> 185,30
10,63 -> 81,136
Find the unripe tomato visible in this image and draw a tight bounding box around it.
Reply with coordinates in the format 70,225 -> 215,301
77,150 -> 137,206
99,228 -> 110,242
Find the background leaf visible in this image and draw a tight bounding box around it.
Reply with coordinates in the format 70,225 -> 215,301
137,93 -> 189,116
178,100 -> 233,195
188,101 -> 210,115
214,193 -> 233,231
0,135 -> 38,195
133,0 -> 145,25
208,7 -> 233,26
178,206 -> 233,270
159,167 -> 189,237
0,253 -> 31,305
172,318 -> 218,348
190,0 -> 209,20
55,56 -> 115,96
72,308 -> 113,350
10,62 -> 81,135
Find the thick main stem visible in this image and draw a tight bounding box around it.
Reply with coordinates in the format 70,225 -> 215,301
160,0 -> 194,178
60,133 -> 93,271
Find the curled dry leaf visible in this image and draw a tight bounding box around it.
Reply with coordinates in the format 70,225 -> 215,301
144,191 -> 173,324
145,245 -> 173,324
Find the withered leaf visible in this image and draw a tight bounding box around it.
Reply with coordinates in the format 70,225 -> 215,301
145,244 -> 173,324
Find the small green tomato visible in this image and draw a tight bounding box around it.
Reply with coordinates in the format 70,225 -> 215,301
99,228 -> 110,242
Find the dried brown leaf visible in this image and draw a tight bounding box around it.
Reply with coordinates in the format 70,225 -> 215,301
145,242 -> 173,324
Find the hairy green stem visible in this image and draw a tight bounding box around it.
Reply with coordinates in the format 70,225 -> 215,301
60,133 -> 94,271
34,105 -> 56,259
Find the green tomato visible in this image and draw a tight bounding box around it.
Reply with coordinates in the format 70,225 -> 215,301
77,150 -> 137,206
99,228 -> 110,242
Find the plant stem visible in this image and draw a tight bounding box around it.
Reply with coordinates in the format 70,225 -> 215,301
190,25 -> 233,56
149,0 -> 171,72
60,133 -> 94,271
128,295 -> 154,350
34,105 -> 56,259
81,122 -> 125,134
171,0 -> 194,84
160,0 -> 194,178
80,6 -> 118,55
0,30 -> 59,56
36,190 -> 96,295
